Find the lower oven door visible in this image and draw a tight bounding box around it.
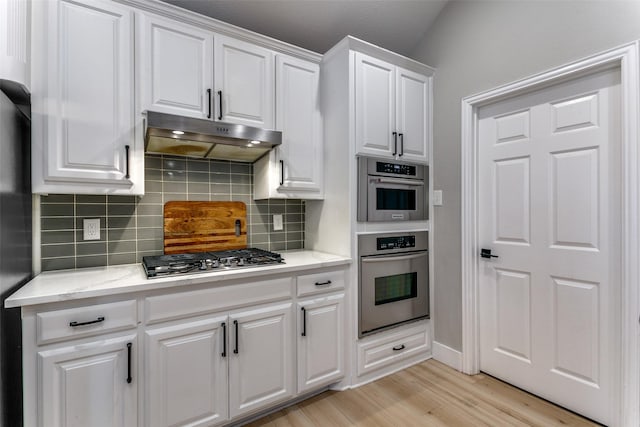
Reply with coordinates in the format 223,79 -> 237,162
359,250 -> 429,337
367,177 -> 426,221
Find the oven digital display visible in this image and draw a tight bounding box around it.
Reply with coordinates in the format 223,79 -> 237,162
377,236 -> 416,250
376,162 -> 416,176
376,188 -> 416,211
374,272 -> 418,305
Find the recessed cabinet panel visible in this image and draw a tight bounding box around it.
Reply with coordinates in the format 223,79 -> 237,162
139,13 -> 213,118
396,67 -> 429,162
215,36 -> 274,129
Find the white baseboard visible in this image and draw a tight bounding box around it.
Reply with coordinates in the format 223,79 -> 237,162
432,341 -> 462,371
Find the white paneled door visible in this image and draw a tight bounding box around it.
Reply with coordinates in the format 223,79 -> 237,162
478,68 -> 621,425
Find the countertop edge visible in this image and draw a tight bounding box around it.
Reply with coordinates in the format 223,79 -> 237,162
4,251 -> 352,309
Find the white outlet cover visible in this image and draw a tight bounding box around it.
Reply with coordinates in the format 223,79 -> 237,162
273,214 -> 284,231
433,190 -> 443,206
83,218 -> 101,240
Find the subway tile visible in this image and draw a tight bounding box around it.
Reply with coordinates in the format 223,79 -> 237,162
286,241 -> 304,250
163,158 -> 186,172
41,217 -> 75,231
138,250 -> 163,260
146,180 -> 163,192
250,233 -> 270,245
163,170 -> 186,182
163,182 -> 187,193
163,193 -> 188,201
270,241 -> 286,251
187,182 -> 210,194
108,253 -> 137,266
76,204 -> 107,217
250,222 -> 269,234
144,155 -> 162,169
269,204 -> 285,215
76,242 -> 107,256
285,203 -> 303,214
186,160 -> 209,173
187,193 -> 209,201
108,228 -> 137,242
144,167 -> 162,181
76,255 -> 108,269
136,204 -> 162,216
137,227 -> 163,240
231,194 -> 251,204
106,195 -> 136,204
41,204 -> 74,217
231,174 -> 251,185
41,230 -> 75,245
211,183 -> 231,194
210,161 -> 231,174
285,213 -> 303,223
138,239 -> 163,252
210,171 -> 230,184
137,192 -> 162,204
108,240 -> 136,254
41,194 -> 74,204
230,163 -> 251,175
107,216 -> 136,229
231,183 -> 251,195
187,171 -> 210,183
41,243 -> 75,258
136,215 -> 163,228
41,257 -> 75,271
77,195 -> 107,204
286,231 -> 303,242
285,222 -> 303,232
107,204 -> 136,216
270,231 -> 286,242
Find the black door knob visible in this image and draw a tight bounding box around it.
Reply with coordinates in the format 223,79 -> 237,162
481,248 -> 499,259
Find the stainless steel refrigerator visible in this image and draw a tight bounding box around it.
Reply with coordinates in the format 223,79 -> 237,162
0,81 -> 32,427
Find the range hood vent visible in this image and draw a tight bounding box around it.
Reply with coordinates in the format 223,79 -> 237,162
144,111 -> 282,163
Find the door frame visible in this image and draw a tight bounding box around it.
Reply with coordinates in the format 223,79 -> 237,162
461,41 -> 640,425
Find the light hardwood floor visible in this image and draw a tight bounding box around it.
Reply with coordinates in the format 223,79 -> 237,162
245,360 -> 599,426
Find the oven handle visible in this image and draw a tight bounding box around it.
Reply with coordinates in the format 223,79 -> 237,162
361,252 -> 427,263
371,177 -> 424,187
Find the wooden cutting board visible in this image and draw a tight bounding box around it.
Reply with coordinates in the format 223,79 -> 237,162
163,201 -> 247,254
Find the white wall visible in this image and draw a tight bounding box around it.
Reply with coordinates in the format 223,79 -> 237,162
411,0 -> 640,351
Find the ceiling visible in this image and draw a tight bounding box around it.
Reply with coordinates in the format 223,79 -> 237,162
161,0 -> 449,57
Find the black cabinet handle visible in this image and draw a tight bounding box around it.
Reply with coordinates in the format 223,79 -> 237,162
301,307 -> 307,337
233,320 -> 239,354
398,133 -> 404,157
124,145 -> 130,179
126,342 -> 132,383
315,280 -> 332,286
392,132 -> 397,156
279,160 -> 284,186
481,248 -> 499,259
207,88 -> 212,119
221,322 -> 227,357
217,90 -> 223,120
69,316 -> 105,327
392,344 -> 405,351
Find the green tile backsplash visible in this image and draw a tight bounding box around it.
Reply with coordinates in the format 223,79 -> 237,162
39,154 -> 305,271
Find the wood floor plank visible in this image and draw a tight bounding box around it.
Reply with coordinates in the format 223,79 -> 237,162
243,360 -> 599,427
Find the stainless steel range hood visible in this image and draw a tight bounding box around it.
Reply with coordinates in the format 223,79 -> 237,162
144,111 -> 282,163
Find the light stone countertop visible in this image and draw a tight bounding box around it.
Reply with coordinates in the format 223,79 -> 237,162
5,250 -> 352,308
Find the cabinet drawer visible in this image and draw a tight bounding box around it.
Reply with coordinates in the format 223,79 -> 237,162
357,322 -> 429,376
297,269 -> 345,297
36,300 -> 137,345
145,277 -> 293,324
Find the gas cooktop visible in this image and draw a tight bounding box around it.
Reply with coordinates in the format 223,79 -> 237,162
142,248 -> 284,278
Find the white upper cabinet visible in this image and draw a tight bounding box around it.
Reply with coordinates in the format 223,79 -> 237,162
355,51 -> 431,164
138,13 -> 214,119
0,0 -> 30,90
214,35 -> 275,129
31,0 -> 143,194
254,54 -> 323,199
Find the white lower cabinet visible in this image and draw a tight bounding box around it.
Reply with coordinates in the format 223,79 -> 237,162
229,303 -> 294,418
38,333 -> 138,427
145,316 -> 228,427
297,293 -> 344,393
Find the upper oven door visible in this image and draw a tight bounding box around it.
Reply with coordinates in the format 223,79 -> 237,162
359,250 -> 429,336
367,177 -> 426,221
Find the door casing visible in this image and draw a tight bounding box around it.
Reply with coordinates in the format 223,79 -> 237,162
460,41 -> 640,426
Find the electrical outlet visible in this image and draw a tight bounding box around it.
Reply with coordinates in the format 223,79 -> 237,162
273,214 -> 283,231
433,190 -> 443,206
83,218 -> 101,240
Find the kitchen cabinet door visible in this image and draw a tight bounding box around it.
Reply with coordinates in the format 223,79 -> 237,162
38,333 -> 137,427
253,55 -> 323,199
145,316 -> 228,427
31,0 -> 143,194
396,66 -> 430,163
228,302 -> 294,419
214,35 -> 275,129
297,293 -> 344,393
355,52 -> 396,158
138,13 -> 214,119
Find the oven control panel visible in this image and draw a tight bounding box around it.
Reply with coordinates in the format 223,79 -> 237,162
377,235 -> 416,250
376,161 -> 417,176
